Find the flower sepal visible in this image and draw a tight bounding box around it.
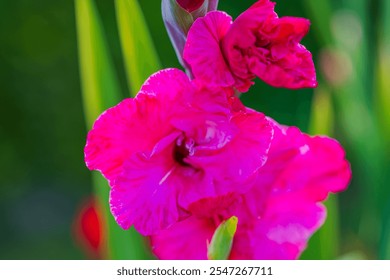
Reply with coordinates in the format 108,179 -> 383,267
207,216 -> 238,260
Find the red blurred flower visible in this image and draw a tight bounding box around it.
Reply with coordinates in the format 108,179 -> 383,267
73,197 -> 104,259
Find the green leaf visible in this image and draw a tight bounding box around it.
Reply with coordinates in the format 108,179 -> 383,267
207,216 -> 238,260
75,0 -> 122,125
115,0 -> 161,96
75,0 -> 150,259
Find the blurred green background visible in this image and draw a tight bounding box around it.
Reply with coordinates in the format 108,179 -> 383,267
0,0 -> 389,259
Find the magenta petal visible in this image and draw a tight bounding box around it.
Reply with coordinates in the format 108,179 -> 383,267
184,11 -> 235,87
151,216 -> 214,259
190,110 -> 273,186
110,142 -> 183,235
84,98 -> 158,185
252,198 -> 326,259
179,107 -> 273,213
263,121 -> 351,201
237,120 -> 350,258
249,120 -> 351,206
140,68 -> 194,105
84,69 -> 190,185
221,0 -> 277,91
300,136 -> 352,200
271,17 -> 311,44
251,44 -> 317,89
150,118 -> 351,259
221,0 -> 317,90
224,109 -> 274,179
249,16 -> 317,89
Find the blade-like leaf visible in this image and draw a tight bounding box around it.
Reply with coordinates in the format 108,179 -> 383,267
207,216 -> 238,260
115,0 -> 161,96
75,0 -> 150,259
75,0 -> 122,125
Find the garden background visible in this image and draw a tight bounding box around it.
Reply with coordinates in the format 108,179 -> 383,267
1,0 -> 389,259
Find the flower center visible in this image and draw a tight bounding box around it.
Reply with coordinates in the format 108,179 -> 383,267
173,135 -> 195,166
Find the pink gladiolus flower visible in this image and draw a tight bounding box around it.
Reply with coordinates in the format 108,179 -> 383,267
151,120 -> 351,259
84,69 -> 273,235
184,0 -> 317,92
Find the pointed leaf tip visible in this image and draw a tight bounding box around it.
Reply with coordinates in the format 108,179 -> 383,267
207,216 -> 238,260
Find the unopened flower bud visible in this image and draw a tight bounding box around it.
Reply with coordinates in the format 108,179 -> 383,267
176,0 -> 204,12
162,0 -> 219,72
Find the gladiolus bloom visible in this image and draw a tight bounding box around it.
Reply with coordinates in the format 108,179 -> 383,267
184,0 -> 317,92
84,69 -> 273,235
151,120 -> 351,259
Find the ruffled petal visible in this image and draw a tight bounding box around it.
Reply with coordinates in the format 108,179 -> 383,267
262,120 -> 351,201
179,106 -> 273,213
221,0 -> 277,91
85,69 -> 191,185
271,17 -> 310,44
84,98 -> 167,185
151,216 -> 215,259
222,0 -> 317,90
298,135 -> 352,200
110,139 -> 184,235
251,199 -> 326,259
184,11 -> 235,87
151,119 -> 351,259
191,109 -> 272,185
251,42 -> 317,88
237,120 -> 351,258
